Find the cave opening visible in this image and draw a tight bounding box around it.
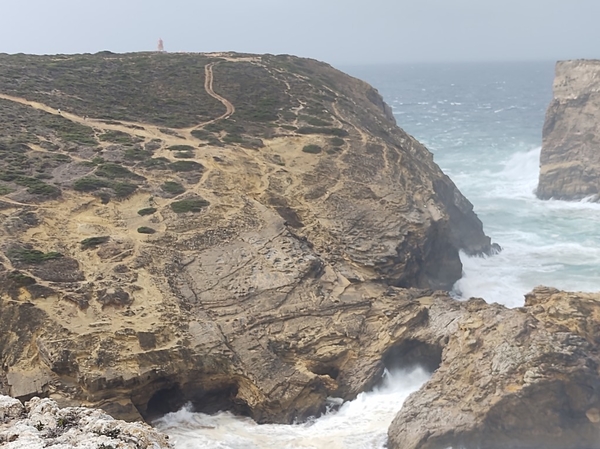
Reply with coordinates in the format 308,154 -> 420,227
382,339 -> 442,373
143,381 -> 252,421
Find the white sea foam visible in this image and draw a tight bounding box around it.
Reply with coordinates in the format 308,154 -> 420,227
452,146 -> 600,306
154,366 -> 431,449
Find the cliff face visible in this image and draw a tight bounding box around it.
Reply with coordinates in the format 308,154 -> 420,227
388,287 -> 600,449
538,60 -> 600,201
0,52 -> 493,422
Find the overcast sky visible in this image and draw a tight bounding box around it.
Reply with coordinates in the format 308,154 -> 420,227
2,0 -> 600,64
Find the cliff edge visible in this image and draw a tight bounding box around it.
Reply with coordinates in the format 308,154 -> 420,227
538,60 -> 600,201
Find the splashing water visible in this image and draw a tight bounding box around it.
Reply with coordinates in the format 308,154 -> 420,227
154,366 -> 431,449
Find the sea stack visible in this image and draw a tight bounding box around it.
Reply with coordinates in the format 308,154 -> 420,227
537,59 -> 600,201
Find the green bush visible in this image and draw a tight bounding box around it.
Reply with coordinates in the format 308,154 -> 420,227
98,130 -> 133,144
169,161 -> 203,172
329,137 -> 345,147
167,145 -> 195,152
124,148 -> 152,160
112,182 -> 138,198
96,163 -> 144,180
302,144 -> 322,154
6,248 -> 63,264
141,157 -> 170,170
137,226 -> 156,234
137,207 -> 157,216
81,236 -> 110,249
170,198 -> 210,213
0,185 -> 13,195
161,181 -> 185,195
73,177 -> 110,192
300,115 -> 332,127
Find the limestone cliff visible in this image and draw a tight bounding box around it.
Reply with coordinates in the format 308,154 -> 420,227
388,287 -> 600,449
0,52 -> 493,422
538,59 -> 600,201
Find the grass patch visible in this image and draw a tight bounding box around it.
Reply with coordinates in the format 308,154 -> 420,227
161,181 -> 185,195
170,198 -> 210,213
81,236 -> 110,249
302,144 -> 322,154
169,161 -> 203,172
138,207 -> 157,216
0,185 -> 13,195
137,226 -> 156,234
6,248 -> 63,264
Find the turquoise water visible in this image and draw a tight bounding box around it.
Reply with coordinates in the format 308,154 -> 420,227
157,62 -> 600,447
348,62 -> 600,307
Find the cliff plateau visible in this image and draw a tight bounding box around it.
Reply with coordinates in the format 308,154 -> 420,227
538,59 -> 600,201
0,52 -> 493,423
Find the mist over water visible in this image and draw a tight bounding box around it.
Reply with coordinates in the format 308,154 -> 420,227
155,62 -> 600,447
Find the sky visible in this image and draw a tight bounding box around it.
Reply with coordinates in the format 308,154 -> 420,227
2,0 -> 600,64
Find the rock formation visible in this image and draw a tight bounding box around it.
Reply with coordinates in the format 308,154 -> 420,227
0,52 -> 493,423
538,59 -> 600,201
387,287 -> 600,449
0,395 -> 171,448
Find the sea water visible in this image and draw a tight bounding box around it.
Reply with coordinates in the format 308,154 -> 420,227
156,62 -> 600,447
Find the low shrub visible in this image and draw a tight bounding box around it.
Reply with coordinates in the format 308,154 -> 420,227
81,236 -> 110,249
302,144 -> 322,154
137,207 -> 157,216
161,181 -> 185,195
73,177 -> 110,192
170,198 -> 210,213
137,226 -> 156,234
7,248 -> 63,264
169,161 -> 203,172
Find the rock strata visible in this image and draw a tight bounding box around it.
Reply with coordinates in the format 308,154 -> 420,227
388,286 -> 600,449
0,395 -> 171,448
538,59 -> 600,201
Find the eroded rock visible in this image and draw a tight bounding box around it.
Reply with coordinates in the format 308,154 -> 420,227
538,60 -> 600,201
387,287 -> 600,449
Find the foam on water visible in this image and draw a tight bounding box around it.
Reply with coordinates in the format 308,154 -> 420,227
451,146 -> 600,306
154,366 -> 431,449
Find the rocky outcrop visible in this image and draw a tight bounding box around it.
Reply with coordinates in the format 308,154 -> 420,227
538,60 -> 600,201
388,287 -> 600,449
0,395 -> 171,448
0,52 -> 494,423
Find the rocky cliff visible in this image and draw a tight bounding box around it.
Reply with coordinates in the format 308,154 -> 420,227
0,52 -> 493,423
538,59 -> 600,201
388,287 -> 600,449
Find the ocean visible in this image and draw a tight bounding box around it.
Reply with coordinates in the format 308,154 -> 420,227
155,62 -> 600,448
